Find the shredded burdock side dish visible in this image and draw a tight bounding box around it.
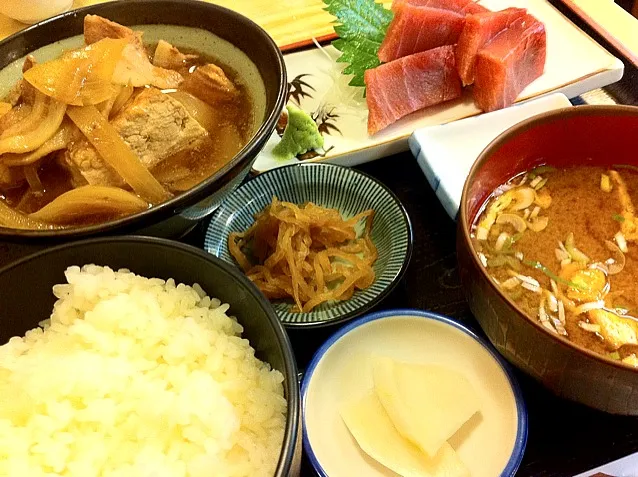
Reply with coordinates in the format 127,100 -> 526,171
473,165 -> 638,367
229,197 -> 377,312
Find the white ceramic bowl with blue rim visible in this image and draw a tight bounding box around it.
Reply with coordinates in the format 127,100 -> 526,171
301,309 -> 528,477
205,163 -> 413,328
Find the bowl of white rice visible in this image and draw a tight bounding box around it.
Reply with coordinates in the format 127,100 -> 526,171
0,236 -> 301,477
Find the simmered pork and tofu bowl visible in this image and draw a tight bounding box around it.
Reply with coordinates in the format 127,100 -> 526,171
0,0 -> 286,239
457,105 -> 638,414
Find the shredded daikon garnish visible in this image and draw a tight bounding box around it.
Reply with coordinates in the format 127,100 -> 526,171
311,37 -> 366,113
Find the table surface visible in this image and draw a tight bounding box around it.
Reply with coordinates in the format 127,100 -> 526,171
1,1 -> 638,476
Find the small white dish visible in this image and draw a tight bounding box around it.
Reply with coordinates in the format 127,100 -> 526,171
0,0 -> 73,24
410,92 -> 572,220
301,309 -> 527,477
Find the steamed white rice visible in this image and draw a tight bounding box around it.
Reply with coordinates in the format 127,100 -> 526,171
0,265 -> 287,477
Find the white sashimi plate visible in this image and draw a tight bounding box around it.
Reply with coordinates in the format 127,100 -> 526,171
411,92 -> 572,220
253,0 -> 623,173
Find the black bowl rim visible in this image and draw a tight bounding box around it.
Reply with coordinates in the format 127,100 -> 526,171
459,104 -> 638,374
0,0 -> 287,241
206,162 -> 414,329
0,235 -> 300,475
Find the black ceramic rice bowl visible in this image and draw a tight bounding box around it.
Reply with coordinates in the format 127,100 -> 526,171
0,236 -> 301,476
0,0 -> 287,241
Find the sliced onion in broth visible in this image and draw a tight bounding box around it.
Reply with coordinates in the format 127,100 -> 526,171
29,185 -> 148,224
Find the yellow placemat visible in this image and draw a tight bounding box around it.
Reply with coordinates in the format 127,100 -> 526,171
561,0 -> 638,66
0,0 -> 345,49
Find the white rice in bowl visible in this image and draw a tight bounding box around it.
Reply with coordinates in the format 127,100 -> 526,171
0,265 -> 287,477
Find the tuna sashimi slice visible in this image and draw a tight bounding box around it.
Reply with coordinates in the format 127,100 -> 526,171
463,2 -> 489,14
365,46 -> 462,135
456,8 -> 527,86
378,4 -> 465,63
473,14 -> 546,112
392,0 -> 488,14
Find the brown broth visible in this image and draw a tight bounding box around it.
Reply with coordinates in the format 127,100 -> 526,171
473,166 -> 638,362
3,158 -> 73,213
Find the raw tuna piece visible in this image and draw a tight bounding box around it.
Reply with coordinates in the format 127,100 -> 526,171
378,4 -> 465,62
463,2 -> 489,14
365,46 -> 462,135
456,8 -> 527,86
473,14 -> 546,112
392,0 -> 488,13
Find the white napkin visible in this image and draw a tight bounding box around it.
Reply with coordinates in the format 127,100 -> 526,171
573,451 -> 638,477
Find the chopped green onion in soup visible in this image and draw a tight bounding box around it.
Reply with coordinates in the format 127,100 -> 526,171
472,165 -> 638,364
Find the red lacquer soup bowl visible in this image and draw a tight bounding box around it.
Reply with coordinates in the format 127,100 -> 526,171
457,105 -> 638,415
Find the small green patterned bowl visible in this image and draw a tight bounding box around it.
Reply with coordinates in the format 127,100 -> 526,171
205,163 -> 413,328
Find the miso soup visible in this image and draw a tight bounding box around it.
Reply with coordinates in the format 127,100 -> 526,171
473,165 -> 638,367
